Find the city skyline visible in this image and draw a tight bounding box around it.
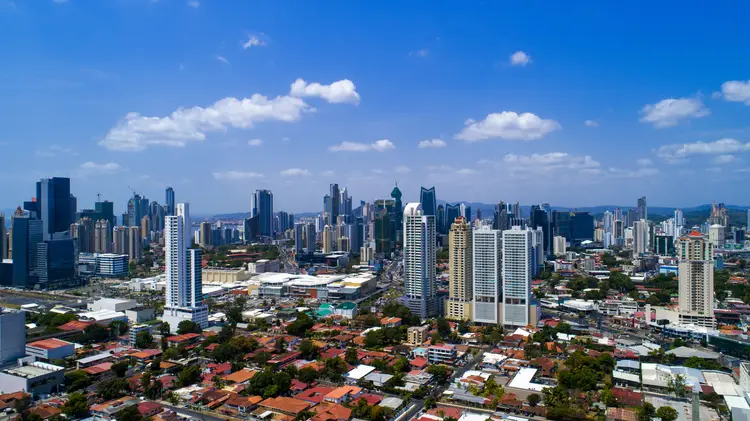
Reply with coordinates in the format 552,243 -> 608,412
3,3 -> 750,212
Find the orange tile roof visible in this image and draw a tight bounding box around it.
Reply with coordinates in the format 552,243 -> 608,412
258,397 -> 311,415
224,369 -> 257,384
310,401 -> 352,421
27,338 -> 72,350
325,385 -> 361,400
82,362 -> 113,375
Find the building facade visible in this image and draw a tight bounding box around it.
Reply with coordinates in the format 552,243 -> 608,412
402,203 -> 437,319
677,231 -> 715,327
446,217 -> 473,321
472,226 -> 502,325
502,227 -> 537,327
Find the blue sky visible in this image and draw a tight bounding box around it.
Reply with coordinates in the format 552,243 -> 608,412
2,1 -> 750,214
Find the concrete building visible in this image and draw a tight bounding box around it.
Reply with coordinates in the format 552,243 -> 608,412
162,203 -> 208,332
502,227 -> 537,328
0,310 -> 26,365
199,222 -> 212,247
322,225 -> 333,254
88,298 -> 138,312
446,217 -> 472,321
25,338 -> 75,362
472,226 -> 502,325
128,324 -> 153,347
633,219 -> 648,256
553,235 -> 566,257
426,344 -> 457,365
127,226 -> 142,262
94,219 -> 112,253
407,325 -> 429,345
0,358 -> 64,395
202,267 -> 252,284
96,253 -> 129,277
677,231 -> 715,327
402,203 -> 437,319
708,224 -> 725,249
124,307 -> 156,324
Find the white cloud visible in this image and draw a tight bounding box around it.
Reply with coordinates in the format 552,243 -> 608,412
329,139 -> 395,152
584,120 -> 599,127
280,168 -> 311,177
100,90 -> 313,151
509,51 -> 531,66
501,152 -> 600,172
395,165 -> 411,174
35,145 -> 78,157
212,171 -> 264,180
713,154 -> 736,164
639,97 -> 710,128
456,111 -> 561,142
410,49 -> 429,58
719,80 -> 750,105
605,167 -> 659,178
248,138 -> 263,146
706,167 -> 722,173
321,170 -> 334,177
187,0 -> 199,7
636,158 -> 653,167
371,169 -> 386,175
657,138 -> 750,163
243,34 -> 267,49
290,78 -> 360,105
215,55 -> 230,65
426,164 -> 454,172
77,162 -> 122,176
419,139 -> 447,149
455,168 -> 477,175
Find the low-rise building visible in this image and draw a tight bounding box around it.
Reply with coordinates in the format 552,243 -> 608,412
0,358 -> 64,395
25,339 -> 75,362
427,344 -> 457,365
407,325 -> 429,345
88,298 -> 138,312
202,267 -> 252,284
128,324 -> 153,347
124,306 -> 156,324
90,396 -> 139,420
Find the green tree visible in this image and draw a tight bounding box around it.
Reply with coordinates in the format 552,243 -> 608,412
159,322 -> 171,336
527,393 -> 540,407
637,402 -> 656,421
655,406 -> 678,421
345,347 -> 359,365
424,397 -> 436,409
667,374 -> 688,398
61,392 -> 89,419
176,365 -> 202,387
96,378 -> 129,400
115,404 -> 144,421
64,370 -> 91,392
299,340 -> 319,360
177,320 -> 201,334
427,364 -> 451,385
109,320 -> 129,337
287,312 -> 315,337
436,317 -> 451,337
298,366 -> 320,384
111,361 -> 129,377
135,331 -> 154,349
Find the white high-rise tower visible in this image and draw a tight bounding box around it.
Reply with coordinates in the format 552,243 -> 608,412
402,203 -> 437,319
677,231 -> 715,328
472,226 -> 502,324
162,203 -> 208,333
502,226 -> 537,327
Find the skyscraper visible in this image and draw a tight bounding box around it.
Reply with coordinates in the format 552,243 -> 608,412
165,187 -> 175,216
445,204 -> 461,233
402,203 -> 437,319
199,222 -> 212,247
113,226 -> 129,255
163,203 -> 208,332
70,217 -> 94,254
35,177 -> 74,238
94,219 -> 112,253
419,187 -> 437,217
446,217 -> 472,321
0,214 -> 6,260
637,196 -> 647,222
251,190 -> 274,238
676,231 -> 714,327
128,226 -> 142,262
11,214 -> 43,287
294,224 -> 304,254
492,202 -> 508,231
473,226 -> 502,325
437,205 -> 445,235
633,219 -> 648,256
322,225 -> 333,254
391,185 -> 403,246
140,215 -> 150,243
502,227 -> 536,327
305,223 -> 316,253
341,187 -> 352,222
328,184 -> 340,225
35,233 -> 76,287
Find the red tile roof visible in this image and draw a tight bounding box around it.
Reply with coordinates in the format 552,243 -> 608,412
27,338 -> 72,350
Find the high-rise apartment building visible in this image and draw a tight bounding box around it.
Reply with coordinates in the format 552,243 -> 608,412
251,190 -> 274,238
492,202 -> 508,231
553,236 -> 567,257
708,224 -> 725,249
328,184 -> 340,225
472,226 -> 502,324
676,231 -> 715,327
113,226 -> 128,255
94,219 -> 112,253
11,214 -> 43,287
322,225 -> 333,254
70,217 -> 95,254
140,215 -> 150,243
502,227 -> 536,327
163,203 -> 208,332
402,203 -> 437,319
128,226 -> 142,262
165,187 -> 175,216
294,224 -> 304,254
446,217 -> 472,321
0,214 -> 6,260
199,222 -> 212,247
0,310 -> 26,365
35,177 -> 75,238
633,219 -> 648,256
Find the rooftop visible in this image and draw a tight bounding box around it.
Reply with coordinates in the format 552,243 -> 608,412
27,338 -> 73,350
